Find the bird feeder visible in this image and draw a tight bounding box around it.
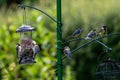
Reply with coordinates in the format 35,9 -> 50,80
16,24 -> 40,64
96,58 -> 120,80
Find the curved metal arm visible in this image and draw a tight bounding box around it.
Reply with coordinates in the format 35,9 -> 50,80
18,4 -> 58,23
72,32 -> 120,53
62,37 -> 85,45
94,39 -> 112,50
62,32 -> 120,60
63,38 -> 111,50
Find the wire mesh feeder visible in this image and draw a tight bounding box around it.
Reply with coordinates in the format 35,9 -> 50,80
96,58 -> 120,80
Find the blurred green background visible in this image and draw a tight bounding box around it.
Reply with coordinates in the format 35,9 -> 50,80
0,0 -> 120,80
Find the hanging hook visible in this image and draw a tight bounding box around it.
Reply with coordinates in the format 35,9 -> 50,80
97,48 -> 112,61
22,6 -> 27,25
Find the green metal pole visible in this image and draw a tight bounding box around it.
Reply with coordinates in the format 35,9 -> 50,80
56,0 -> 62,80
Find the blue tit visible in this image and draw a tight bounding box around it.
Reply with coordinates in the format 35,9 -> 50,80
99,26 -> 107,37
16,43 -> 21,58
64,46 -> 72,60
85,29 -> 96,40
70,28 -> 82,38
32,40 -> 40,59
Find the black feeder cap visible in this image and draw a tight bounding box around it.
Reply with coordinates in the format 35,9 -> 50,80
16,24 -> 35,32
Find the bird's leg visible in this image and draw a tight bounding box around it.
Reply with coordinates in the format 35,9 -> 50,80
32,53 -> 36,60
19,57 -> 22,64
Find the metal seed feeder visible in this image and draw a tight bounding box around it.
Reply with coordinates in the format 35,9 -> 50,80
16,24 -> 40,64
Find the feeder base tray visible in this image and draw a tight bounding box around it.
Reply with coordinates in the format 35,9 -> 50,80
19,56 -> 36,64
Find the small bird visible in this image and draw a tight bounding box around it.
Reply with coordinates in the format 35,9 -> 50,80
63,46 -> 72,60
98,26 -> 107,37
16,43 -> 21,58
85,29 -> 96,40
16,43 -> 25,63
70,28 -> 82,39
32,40 -> 40,59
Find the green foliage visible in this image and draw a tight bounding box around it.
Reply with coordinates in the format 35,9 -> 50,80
0,2 -> 57,80
0,0 -> 120,80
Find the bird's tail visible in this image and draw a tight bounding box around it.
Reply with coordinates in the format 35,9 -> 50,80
85,36 -> 91,40
68,53 -> 72,60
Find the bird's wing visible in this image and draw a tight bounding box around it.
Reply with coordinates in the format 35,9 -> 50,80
71,29 -> 81,36
64,50 -> 72,60
16,46 -> 19,58
17,46 -> 21,58
32,45 -> 40,54
67,51 -> 72,60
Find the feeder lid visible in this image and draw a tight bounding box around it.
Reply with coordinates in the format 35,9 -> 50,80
16,24 -> 35,32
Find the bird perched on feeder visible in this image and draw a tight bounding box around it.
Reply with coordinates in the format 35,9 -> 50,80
32,40 -> 40,59
69,28 -> 82,39
98,26 -> 107,37
63,46 -> 72,60
16,43 -> 29,63
16,43 -> 27,63
16,40 -> 40,63
16,43 -> 21,58
85,29 -> 96,40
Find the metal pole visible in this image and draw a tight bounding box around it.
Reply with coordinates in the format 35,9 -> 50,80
56,0 -> 62,80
